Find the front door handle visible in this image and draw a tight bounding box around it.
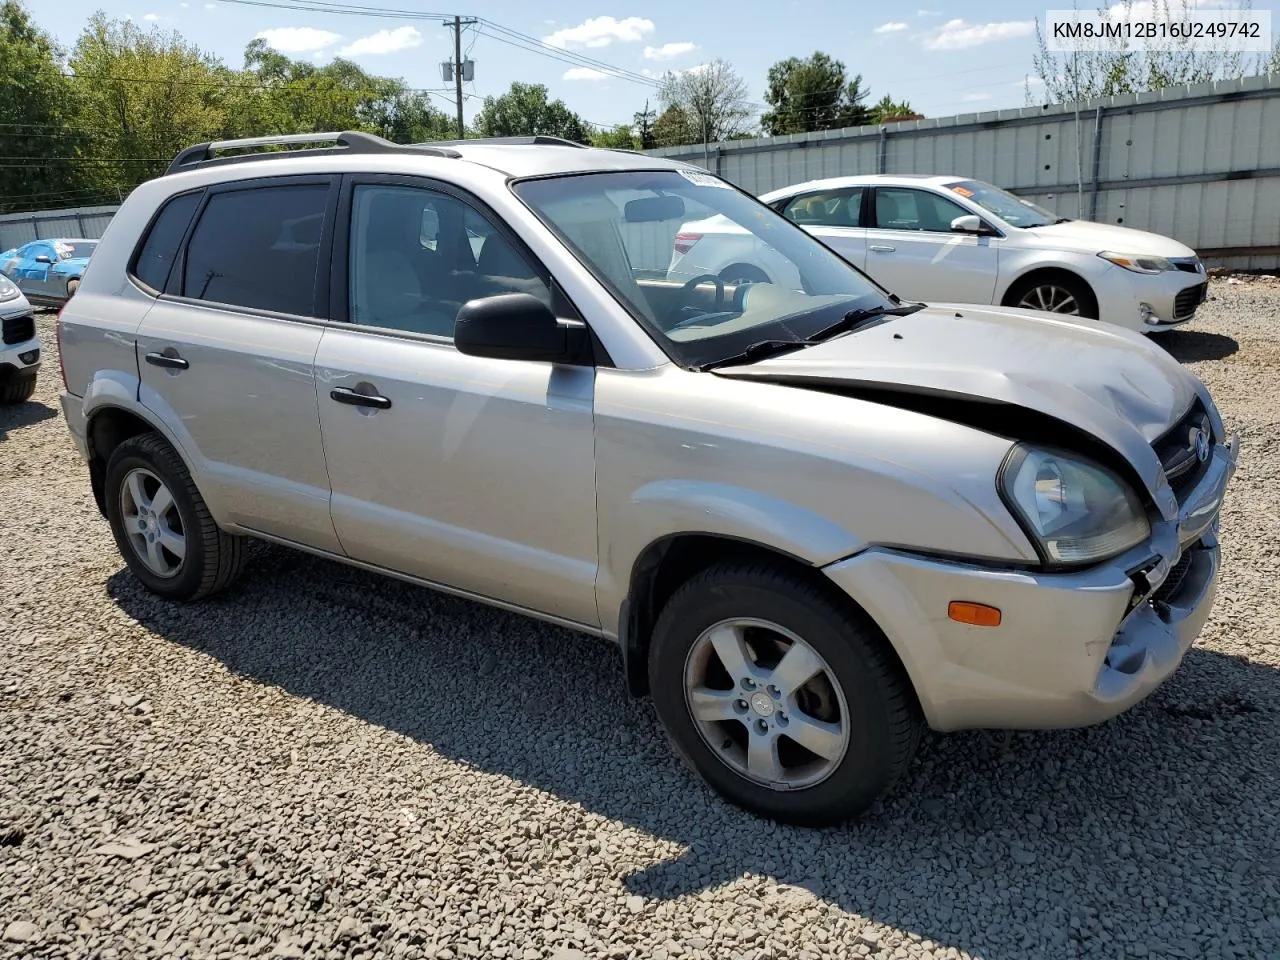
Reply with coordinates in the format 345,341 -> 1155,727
145,352 -> 189,370
869,244 -> 896,253
330,387 -> 391,410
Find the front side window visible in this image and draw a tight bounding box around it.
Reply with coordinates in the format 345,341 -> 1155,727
513,170 -> 894,369
873,188 -> 971,233
781,188 -> 863,227
347,184 -> 551,338
941,179 -> 1060,228
182,183 -> 329,316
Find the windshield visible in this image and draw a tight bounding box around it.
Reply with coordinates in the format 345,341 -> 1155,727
941,179 -> 1060,228
56,240 -> 98,260
512,170 -> 894,368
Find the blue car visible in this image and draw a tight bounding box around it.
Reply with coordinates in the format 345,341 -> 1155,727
0,237 -> 99,306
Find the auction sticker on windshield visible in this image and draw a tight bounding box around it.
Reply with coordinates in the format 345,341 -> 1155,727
678,169 -> 731,189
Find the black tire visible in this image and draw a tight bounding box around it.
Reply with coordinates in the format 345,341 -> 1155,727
0,374 -> 36,405
1004,272 -> 1098,319
648,562 -> 921,826
66,278 -> 80,299
104,432 -> 247,601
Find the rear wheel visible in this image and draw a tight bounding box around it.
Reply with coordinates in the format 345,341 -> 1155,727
648,563 -> 921,826
104,433 -> 247,601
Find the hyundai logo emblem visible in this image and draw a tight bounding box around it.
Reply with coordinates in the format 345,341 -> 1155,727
1189,426 -> 1210,463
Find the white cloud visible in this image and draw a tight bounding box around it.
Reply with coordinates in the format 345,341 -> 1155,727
643,41 -> 697,60
916,7 -> 939,15
962,92 -> 992,101
543,16 -> 654,49
563,67 -> 610,81
338,26 -> 422,56
255,27 -> 342,53
143,11 -> 160,19
874,21 -> 909,33
204,3 -> 216,8
179,1 -> 188,6
924,18 -> 1035,50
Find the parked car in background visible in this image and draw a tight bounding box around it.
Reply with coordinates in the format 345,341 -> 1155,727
57,133 -> 1236,825
672,174 -> 1207,333
0,273 -> 40,404
0,238 -> 99,306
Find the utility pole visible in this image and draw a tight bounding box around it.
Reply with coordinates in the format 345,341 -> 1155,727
443,15 -> 478,139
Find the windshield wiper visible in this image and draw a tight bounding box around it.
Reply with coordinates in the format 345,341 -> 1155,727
699,302 -> 925,371
698,339 -> 809,371
806,302 -> 924,343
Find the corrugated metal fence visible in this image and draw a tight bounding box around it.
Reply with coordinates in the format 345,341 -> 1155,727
0,205 -> 119,253
647,74 -> 1280,270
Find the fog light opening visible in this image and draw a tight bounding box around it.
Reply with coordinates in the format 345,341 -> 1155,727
948,601 -> 1002,627
1139,302 -> 1159,325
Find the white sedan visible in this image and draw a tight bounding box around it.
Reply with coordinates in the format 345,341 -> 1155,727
669,174 -> 1208,333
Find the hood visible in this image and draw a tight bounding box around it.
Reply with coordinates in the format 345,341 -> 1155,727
1021,219 -> 1196,258
715,303 -> 1198,507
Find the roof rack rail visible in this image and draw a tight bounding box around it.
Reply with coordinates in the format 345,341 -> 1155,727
424,135 -> 588,148
165,130 -> 461,176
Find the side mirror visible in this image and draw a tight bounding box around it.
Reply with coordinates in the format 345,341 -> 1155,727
454,293 -> 589,364
34,255 -> 52,264
950,214 -> 993,235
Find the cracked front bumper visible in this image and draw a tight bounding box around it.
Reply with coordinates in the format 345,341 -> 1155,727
824,432 -> 1239,732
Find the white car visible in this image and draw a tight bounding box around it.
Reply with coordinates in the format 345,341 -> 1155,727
0,273 -> 40,404
670,174 -> 1208,333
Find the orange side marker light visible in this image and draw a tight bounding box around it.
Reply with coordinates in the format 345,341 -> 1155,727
948,601 -> 1002,627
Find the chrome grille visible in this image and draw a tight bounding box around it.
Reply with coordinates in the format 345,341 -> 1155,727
1153,398 -> 1212,499
1,312 -> 35,345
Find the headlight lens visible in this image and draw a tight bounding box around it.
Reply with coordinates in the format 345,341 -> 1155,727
1098,251 -> 1175,274
1000,445 -> 1150,564
0,274 -> 19,301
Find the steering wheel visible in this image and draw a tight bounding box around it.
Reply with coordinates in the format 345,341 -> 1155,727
667,273 -> 726,331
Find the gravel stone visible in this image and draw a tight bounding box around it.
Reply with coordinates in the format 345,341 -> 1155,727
3,290 -> 1280,959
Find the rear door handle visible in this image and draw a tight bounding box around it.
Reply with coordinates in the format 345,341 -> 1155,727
869,244 -> 896,253
330,387 -> 391,410
145,352 -> 189,370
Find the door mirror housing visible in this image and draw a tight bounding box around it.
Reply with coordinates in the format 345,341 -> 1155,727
454,293 -> 591,364
950,214 -> 995,235
34,254 -> 53,264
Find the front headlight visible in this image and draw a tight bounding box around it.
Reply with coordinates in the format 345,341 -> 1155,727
0,274 -> 19,302
1098,251 -> 1175,275
1000,444 -> 1150,565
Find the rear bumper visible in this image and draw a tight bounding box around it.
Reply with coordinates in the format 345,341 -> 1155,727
825,431 -> 1238,732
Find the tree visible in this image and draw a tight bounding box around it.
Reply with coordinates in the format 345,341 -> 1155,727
68,14 -> 235,198
473,82 -> 590,142
633,101 -> 657,150
868,95 -> 922,124
761,52 -> 870,135
590,124 -> 637,150
1030,0 -> 1263,103
651,105 -> 696,147
658,60 -> 753,153
0,1 -> 89,211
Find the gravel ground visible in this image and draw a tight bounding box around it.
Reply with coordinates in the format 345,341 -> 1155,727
2,282 -> 1279,960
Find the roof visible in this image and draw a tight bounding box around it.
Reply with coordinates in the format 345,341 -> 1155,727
759,173 -> 965,199
164,131 -> 697,181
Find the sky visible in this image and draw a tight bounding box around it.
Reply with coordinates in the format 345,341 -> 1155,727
22,0 -> 1279,132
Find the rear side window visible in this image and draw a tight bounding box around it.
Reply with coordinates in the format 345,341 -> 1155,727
132,191 -> 201,292
182,184 -> 329,316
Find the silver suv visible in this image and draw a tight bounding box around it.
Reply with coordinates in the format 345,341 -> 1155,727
56,132 -> 1237,825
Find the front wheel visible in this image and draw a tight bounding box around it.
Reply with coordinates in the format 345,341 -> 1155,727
648,563 -> 921,826
1007,274 -> 1097,318
0,374 -> 36,404
104,433 -> 247,601
66,278 -> 80,299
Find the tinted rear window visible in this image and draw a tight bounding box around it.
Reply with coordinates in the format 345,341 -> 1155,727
182,184 -> 328,316
133,192 -> 201,292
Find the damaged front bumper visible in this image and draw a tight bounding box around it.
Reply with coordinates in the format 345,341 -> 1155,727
823,431 -> 1239,732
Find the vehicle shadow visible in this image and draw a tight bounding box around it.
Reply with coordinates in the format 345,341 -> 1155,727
105,547 -> 1280,958
1154,329 -> 1239,363
0,398 -> 57,442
